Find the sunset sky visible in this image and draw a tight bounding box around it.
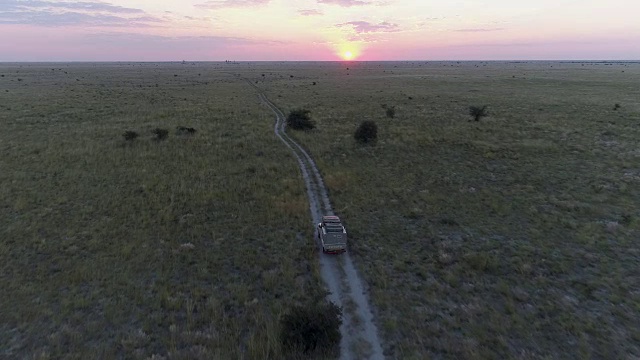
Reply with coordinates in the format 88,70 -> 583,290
1,0 -> 638,61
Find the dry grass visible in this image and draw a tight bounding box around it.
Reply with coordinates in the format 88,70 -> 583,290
238,61 -> 640,358
3,61 -> 639,359
0,63 -> 325,358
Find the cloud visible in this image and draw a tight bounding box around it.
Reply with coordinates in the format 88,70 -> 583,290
317,0 -> 382,7
0,0 -> 162,27
337,21 -> 399,33
298,9 -> 323,16
0,11 -> 163,27
0,0 -> 144,14
454,28 -> 504,32
195,0 -> 270,9
335,21 -> 400,43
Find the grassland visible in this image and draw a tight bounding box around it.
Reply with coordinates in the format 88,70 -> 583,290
2,61 -> 639,359
0,63 -> 327,358
238,61 -> 640,358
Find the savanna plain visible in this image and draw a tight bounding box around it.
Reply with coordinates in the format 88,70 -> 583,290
1,61 -> 639,359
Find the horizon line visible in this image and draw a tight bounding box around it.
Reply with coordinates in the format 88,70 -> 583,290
1,59 -> 639,63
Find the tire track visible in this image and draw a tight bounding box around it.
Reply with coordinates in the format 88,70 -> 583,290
245,79 -> 384,360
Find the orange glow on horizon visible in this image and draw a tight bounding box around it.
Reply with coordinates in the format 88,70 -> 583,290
335,43 -> 362,61
3,0 -> 639,61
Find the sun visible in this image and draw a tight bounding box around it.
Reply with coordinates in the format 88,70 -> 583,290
335,43 -> 361,60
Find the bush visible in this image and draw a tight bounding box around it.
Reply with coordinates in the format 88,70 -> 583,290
176,126 -> 196,135
440,218 -> 459,226
469,105 -> 488,121
354,120 -> 378,144
280,301 -> 342,356
123,130 -> 139,141
381,104 -> 395,118
152,128 -> 169,140
286,109 -> 315,130
385,106 -> 396,119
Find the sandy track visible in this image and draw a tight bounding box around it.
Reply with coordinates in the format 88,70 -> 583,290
245,80 -> 384,359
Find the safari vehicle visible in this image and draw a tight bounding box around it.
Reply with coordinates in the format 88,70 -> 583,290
317,215 -> 347,254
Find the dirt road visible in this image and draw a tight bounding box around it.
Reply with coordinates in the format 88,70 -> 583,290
246,81 -> 384,359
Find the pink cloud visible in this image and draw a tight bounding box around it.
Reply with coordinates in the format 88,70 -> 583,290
298,9 -> 323,16
317,0 -> 376,7
0,0 -> 145,14
337,21 -> 399,33
195,0 -> 270,9
0,12 -> 163,27
0,0 -> 163,27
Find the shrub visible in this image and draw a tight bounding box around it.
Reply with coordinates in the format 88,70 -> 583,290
614,103 -> 621,110
280,301 -> 342,355
176,126 -> 196,135
440,218 -> 459,226
469,105 -> 488,121
385,106 -> 396,118
354,120 -> 378,144
464,252 -> 498,272
286,109 -> 315,130
123,130 -> 139,141
152,128 -> 169,140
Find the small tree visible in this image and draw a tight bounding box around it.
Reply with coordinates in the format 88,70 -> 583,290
286,109 -> 315,130
280,301 -> 342,356
469,105 -> 488,122
123,130 -> 139,141
354,120 -> 378,144
152,128 -> 169,140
